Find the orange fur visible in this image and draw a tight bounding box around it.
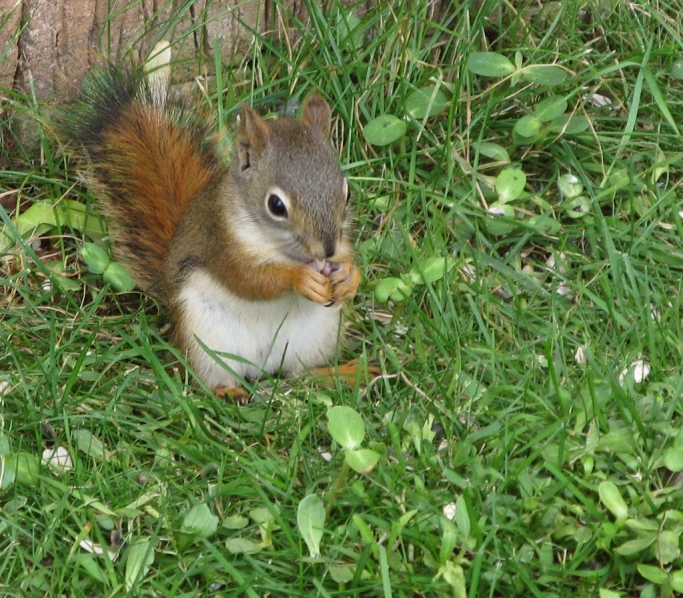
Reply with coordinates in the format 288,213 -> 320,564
98,104 -> 223,291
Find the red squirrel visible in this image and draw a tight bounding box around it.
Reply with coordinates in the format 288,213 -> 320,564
65,46 -> 361,398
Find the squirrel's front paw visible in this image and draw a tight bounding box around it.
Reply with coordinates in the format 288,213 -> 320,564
329,261 -> 361,306
295,266 -> 334,305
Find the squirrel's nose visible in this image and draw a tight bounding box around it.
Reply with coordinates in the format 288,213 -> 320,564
324,240 -> 336,259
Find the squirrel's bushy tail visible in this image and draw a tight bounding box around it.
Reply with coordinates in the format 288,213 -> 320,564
64,66 -> 224,292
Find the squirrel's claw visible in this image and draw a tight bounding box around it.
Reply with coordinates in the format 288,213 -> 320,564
329,261 -> 361,306
213,386 -> 251,404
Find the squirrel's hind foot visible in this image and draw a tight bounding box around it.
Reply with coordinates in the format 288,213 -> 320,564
212,386 -> 251,404
307,358 -> 380,390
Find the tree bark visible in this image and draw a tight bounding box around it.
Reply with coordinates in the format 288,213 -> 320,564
0,1 -> 452,103
0,0 -> 287,101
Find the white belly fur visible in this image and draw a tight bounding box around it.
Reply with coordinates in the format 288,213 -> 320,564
177,269 -> 342,387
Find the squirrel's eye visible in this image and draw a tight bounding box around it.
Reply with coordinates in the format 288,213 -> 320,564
267,194 -> 288,218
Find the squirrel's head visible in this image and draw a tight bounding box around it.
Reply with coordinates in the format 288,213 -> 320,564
230,94 -> 352,264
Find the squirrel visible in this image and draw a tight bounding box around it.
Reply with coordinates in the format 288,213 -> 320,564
64,53 -> 361,397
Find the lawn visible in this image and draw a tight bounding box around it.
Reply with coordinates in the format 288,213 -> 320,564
1,0 -> 682,596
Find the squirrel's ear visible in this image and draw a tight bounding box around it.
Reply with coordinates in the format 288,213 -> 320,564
302,93 -> 331,140
237,104 -> 269,171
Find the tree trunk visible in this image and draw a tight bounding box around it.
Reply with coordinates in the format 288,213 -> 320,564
0,0 -> 310,101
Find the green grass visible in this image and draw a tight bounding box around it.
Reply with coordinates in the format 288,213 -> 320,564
1,0 -> 683,595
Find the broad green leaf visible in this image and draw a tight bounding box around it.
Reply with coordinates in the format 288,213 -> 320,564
639,585 -> 657,598
327,406 -> 365,449
599,481 -> 628,520
0,207 -> 50,251
0,456 -> 16,489
496,168 -> 527,203
674,429 -> 683,449
352,515 -> 379,559
475,141 -> 510,163
615,535 -> 655,556
405,86 -> 449,119
512,129 -> 541,146
345,448 -> 380,474
58,200 -> 107,239
408,256 -> 455,285
672,570 -> 683,592
313,392 -> 333,408
466,52 -> 515,77
5,453 -> 40,487
103,262 -> 136,292
3,200 -> 91,251
440,517 -> 458,564
95,515 -> 115,531
599,590 -> 621,598
0,433 -> 10,456
329,565 -> 355,584
225,537 -> 263,554
607,168 -> 630,189
72,429 -> 106,460
125,539 -> 155,591
222,515 -> 249,530
54,275 -> 81,292
563,196 -> 591,219
336,10 -> 363,49
522,65 -> 567,86
485,203 -> 516,236
442,562 -> 467,597
455,495 -> 470,537
598,428 -> 636,453
535,96 -> 568,122
663,447 -> 683,472
181,504 -> 219,538
558,174 -> 583,199
363,115 -> 407,146
625,519 -> 659,532
16,202 -> 58,229
250,507 -> 276,524
388,280 -> 413,302
297,494 -> 325,557
4,200 -> 106,247
514,115 -> 542,138
81,243 -> 110,275
550,114 -> 590,135
672,57 -> 683,80
652,146 -> 668,184
637,564 -> 667,585
352,514 -> 375,545
374,277 -> 412,303
658,530 -> 681,564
